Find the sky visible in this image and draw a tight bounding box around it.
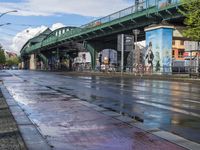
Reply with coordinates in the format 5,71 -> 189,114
0,0 -> 133,54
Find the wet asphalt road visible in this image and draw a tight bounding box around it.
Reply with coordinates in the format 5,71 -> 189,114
1,70 -> 200,144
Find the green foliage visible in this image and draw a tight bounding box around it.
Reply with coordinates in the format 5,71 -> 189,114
181,0 -> 200,41
6,57 -> 19,66
0,45 -> 6,65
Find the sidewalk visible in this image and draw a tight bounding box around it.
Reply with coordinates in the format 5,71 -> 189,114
1,70 -> 200,150
0,85 -> 27,150
0,84 -> 51,150
1,82 -> 200,150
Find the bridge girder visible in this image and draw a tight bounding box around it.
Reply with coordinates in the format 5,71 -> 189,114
22,2 -> 184,58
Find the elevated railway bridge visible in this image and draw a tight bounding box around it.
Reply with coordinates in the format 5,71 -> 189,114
20,0 -> 184,71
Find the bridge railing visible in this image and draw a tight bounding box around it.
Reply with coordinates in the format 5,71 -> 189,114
57,0 -> 180,43
80,0 -> 147,29
79,0 -> 180,29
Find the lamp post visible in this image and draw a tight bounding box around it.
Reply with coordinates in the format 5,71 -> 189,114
0,10 -> 18,18
0,10 -> 17,27
0,23 -> 11,27
132,29 -> 140,66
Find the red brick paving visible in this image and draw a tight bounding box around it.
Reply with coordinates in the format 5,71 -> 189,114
19,99 -> 186,150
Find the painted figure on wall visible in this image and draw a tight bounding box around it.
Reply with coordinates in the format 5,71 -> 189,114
154,51 -> 160,72
163,51 -> 171,73
145,42 -> 154,73
146,26 -> 173,74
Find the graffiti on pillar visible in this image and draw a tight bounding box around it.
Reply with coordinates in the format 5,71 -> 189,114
146,27 -> 173,73
145,42 -> 154,72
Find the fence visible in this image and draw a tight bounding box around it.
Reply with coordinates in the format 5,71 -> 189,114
72,64 -> 200,76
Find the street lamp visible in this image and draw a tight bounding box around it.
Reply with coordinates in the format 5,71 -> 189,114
0,23 -> 11,27
0,10 -> 18,18
132,29 -> 140,65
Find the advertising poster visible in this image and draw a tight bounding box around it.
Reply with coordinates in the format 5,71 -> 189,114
145,27 -> 173,73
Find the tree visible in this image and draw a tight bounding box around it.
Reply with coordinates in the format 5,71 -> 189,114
181,0 -> 200,41
6,57 -> 20,67
0,45 -> 6,65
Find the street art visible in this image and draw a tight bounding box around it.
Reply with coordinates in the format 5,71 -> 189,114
145,27 -> 173,73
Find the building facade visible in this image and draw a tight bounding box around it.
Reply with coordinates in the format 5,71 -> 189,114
172,40 -> 185,61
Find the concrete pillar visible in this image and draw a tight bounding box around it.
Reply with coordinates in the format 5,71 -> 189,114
21,61 -> 25,69
29,54 -> 36,70
38,53 -> 48,70
145,25 -> 174,74
84,42 -> 97,70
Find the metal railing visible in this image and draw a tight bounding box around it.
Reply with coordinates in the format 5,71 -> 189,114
79,0 -> 180,29
70,64 -> 199,76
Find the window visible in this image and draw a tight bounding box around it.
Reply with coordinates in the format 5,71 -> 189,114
172,40 -> 175,45
178,50 -> 184,58
180,40 -> 184,45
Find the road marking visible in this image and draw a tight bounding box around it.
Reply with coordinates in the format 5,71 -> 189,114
135,100 -> 200,118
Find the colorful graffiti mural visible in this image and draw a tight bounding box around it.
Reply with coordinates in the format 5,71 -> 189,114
145,26 -> 173,73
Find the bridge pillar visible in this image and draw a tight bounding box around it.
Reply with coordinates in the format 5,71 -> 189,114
84,42 -> 97,70
145,25 -> 174,74
21,56 -> 30,70
38,53 -> 48,70
29,54 -> 37,70
21,61 -> 25,69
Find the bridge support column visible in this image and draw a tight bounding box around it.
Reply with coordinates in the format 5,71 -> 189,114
84,42 -> 97,70
29,54 -> 37,70
38,53 -> 48,70
21,61 -> 25,69
145,25 -> 174,74
21,56 -> 30,70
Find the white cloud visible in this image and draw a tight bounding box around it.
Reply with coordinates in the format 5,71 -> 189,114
51,23 -> 65,31
2,23 -> 66,54
10,26 -> 47,54
0,0 -> 131,17
0,0 -> 133,54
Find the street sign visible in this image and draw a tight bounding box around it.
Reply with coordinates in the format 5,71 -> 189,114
117,34 -> 134,51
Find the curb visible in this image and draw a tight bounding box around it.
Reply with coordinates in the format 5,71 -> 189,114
57,71 -> 200,84
0,84 -> 51,150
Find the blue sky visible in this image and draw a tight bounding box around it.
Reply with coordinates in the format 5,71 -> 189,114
0,0 -> 133,53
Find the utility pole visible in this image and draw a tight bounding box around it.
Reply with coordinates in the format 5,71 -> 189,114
133,29 -> 140,66
121,34 -> 124,74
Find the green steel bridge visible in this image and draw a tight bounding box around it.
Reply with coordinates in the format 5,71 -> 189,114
21,0 -> 184,69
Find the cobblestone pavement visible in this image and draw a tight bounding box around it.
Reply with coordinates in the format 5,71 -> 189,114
0,88 -> 27,150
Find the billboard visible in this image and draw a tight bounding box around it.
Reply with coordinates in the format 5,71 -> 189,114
145,27 -> 173,73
